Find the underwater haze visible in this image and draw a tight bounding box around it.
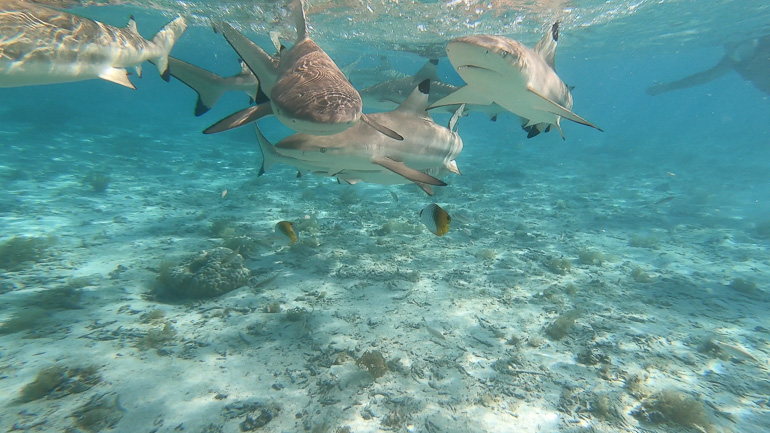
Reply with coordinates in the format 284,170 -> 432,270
1,0 -> 769,432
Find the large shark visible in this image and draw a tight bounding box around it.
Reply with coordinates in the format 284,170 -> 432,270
203,0 -> 401,140
255,79 -> 464,196
154,56 -> 264,116
647,34 -> 770,96
427,23 -> 602,138
0,0 -> 186,89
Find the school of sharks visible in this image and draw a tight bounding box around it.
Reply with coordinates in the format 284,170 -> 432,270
7,0 -> 763,236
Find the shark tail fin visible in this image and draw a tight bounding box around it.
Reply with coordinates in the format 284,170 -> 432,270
163,57 -> 228,116
254,125 -> 279,176
150,16 -> 188,81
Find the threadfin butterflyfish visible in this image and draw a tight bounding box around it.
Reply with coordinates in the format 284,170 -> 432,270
420,204 -> 450,236
275,221 -> 297,243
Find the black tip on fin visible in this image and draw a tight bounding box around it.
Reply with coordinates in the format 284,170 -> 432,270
194,97 -> 210,117
161,68 -> 170,82
255,86 -> 270,105
429,58 -> 439,65
258,165 -> 266,177
523,125 -> 540,139
418,79 -> 430,95
552,22 -> 559,42
129,14 -> 135,21
490,115 -> 497,122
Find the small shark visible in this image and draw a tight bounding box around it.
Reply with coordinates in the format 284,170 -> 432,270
156,57 -> 264,116
204,0 -> 401,140
255,79 -> 464,195
0,0 -> 186,89
359,58 -> 506,120
428,23 -> 602,139
647,34 -> 770,96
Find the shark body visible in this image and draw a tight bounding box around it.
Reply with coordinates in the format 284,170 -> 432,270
647,34 -> 770,96
428,23 -> 601,138
0,0 -> 186,89
256,80 -> 463,195
204,0 -> 401,140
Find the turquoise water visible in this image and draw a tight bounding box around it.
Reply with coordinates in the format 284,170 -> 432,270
1,1 -> 769,432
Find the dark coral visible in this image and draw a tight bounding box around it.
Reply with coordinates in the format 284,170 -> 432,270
155,247 -> 250,300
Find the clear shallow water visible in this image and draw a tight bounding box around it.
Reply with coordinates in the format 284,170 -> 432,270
1,1 -> 769,432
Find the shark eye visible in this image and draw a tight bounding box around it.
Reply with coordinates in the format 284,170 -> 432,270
320,148 -> 327,153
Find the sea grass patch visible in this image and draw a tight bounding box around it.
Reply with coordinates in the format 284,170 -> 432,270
0,235 -> 56,270
632,388 -> 713,432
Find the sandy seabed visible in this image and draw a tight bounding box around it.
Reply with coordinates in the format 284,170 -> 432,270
0,118 -> 768,433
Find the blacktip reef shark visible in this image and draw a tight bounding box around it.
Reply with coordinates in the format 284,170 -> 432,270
255,79 -> 464,196
647,34 -> 770,96
428,23 -> 602,139
0,0 -> 186,89
152,57 -> 266,116
204,0 -> 402,141
359,57 -> 506,121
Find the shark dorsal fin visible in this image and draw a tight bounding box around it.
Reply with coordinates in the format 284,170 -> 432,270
126,15 -> 139,34
414,58 -> 440,83
396,79 -> 431,117
534,22 -> 559,70
290,0 -> 308,41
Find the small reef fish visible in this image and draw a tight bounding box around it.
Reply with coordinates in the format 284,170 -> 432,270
420,204 -> 451,236
275,221 -> 297,244
221,189 -> 228,198
0,0 -> 186,88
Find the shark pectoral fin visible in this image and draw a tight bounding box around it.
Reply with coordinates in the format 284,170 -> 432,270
525,86 -> 603,131
361,114 -> 404,141
203,103 -> 273,134
428,85 -> 494,110
99,68 -> 135,89
134,65 -> 143,78
415,182 -> 435,196
372,157 -> 447,186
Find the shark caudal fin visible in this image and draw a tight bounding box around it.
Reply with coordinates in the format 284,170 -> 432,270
163,57 -> 228,116
150,16 -> 187,81
254,125 -> 280,176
